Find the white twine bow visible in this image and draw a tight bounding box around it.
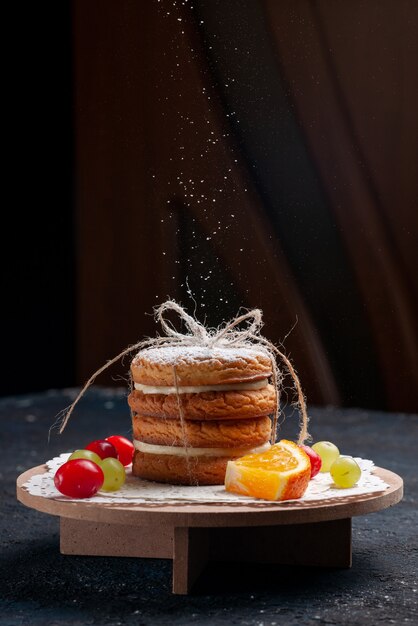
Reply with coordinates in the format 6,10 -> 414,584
55,300 -> 310,445
155,300 -> 263,347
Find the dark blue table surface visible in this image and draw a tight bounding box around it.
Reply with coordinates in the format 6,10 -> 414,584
0,388 -> 417,626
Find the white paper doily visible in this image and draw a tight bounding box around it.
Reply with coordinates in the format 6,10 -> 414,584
22,453 -> 390,505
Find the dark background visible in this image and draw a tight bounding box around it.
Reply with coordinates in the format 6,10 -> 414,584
4,2 -> 74,394
3,0 -> 417,412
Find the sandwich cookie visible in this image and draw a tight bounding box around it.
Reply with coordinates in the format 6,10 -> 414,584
129,345 -> 276,485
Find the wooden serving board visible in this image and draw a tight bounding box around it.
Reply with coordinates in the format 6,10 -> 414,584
16,466 -> 403,594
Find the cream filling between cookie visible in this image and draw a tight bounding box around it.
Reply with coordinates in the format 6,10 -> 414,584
133,440 -> 271,457
133,378 -> 268,395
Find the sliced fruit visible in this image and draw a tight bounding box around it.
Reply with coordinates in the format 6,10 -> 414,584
225,439 -> 311,501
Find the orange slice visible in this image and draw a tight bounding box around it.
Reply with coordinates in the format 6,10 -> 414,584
225,439 -> 311,501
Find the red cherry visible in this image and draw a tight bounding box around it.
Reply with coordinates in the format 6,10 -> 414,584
54,460 -> 104,498
299,444 -> 322,478
106,435 -> 134,467
85,439 -> 118,460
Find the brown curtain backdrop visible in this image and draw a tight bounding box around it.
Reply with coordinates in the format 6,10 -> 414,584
73,0 -> 417,412
264,0 -> 418,409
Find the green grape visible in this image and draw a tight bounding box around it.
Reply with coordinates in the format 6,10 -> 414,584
330,456 -> 361,488
69,449 -> 102,466
100,457 -> 126,492
311,441 -> 340,472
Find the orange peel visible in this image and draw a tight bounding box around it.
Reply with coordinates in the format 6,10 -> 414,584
225,439 -> 311,501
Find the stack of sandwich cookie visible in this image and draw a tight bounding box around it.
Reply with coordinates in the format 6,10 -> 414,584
128,345 -> 276,485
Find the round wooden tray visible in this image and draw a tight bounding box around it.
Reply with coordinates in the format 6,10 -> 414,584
17,464 -> 402,527
16,464 -> 403,594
